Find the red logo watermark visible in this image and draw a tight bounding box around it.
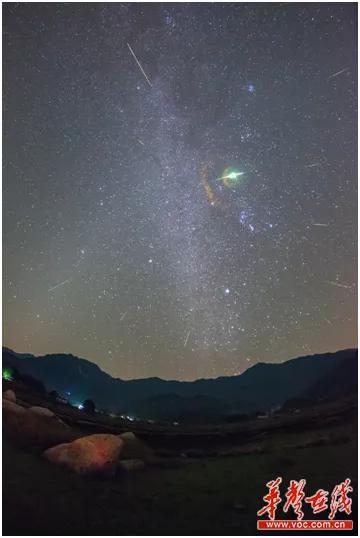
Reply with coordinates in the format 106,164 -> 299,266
257,477 -> 353,531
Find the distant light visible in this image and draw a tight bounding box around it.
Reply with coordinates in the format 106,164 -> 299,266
225,288 -> 230,295
247,84 -> 255,93
78,404 -> 84,410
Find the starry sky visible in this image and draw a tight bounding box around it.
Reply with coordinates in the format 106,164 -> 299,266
3,2 -> 357,380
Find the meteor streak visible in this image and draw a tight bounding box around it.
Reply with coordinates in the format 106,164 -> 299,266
324,280 -> 353,290
48,278 -> 71,292
328,67 -> 349,80
127,43 -> 152,87
217,171 -> 244,181
305,163 -> 321,168
184,330 -> 191,347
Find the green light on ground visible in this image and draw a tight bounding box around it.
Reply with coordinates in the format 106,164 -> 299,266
3,368 -> 14,381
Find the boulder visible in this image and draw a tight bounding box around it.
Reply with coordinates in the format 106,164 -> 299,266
29,406 -> 55,418
3,402 -> 75,450
118,459 -> 145,472
118,431 -> 154,462
119,432 -> 137,442
2,399 -> 27,415
3,390 -> 16,403
43,434 -> 124,476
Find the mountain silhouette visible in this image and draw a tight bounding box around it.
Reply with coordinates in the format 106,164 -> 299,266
3,347 -> 357,422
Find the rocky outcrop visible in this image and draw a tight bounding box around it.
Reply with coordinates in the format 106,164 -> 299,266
3,398 -> 74,449
29,406 -> 55,418
3,389 -> 16,403
2,399 -> 26,415
118,431 -> 154,462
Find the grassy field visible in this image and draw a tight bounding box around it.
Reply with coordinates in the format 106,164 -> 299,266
3,412 -> 357,536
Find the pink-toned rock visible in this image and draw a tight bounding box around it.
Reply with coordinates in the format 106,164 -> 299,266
3,390 -> 16,403
43,434 -> 124,476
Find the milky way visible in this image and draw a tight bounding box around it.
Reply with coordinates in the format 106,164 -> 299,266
3,3 -> 357,379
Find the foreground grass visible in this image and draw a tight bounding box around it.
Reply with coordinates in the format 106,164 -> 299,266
3,417 -> 357,536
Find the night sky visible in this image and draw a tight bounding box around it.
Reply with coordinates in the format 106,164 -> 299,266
3,3 -> 357,380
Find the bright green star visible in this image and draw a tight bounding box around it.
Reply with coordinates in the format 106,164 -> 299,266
217,171 -> 244,181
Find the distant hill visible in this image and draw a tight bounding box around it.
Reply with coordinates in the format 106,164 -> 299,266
2,347 -> 357,422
